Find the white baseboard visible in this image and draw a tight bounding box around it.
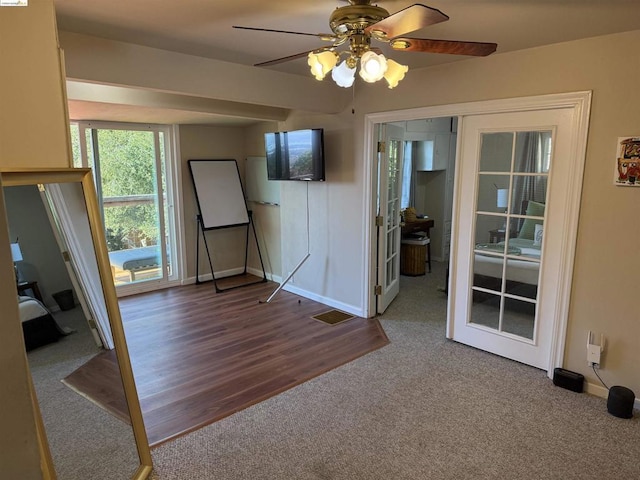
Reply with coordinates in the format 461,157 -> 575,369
585,380 -> 640,410
281,283 -> 365,318
183,267 -> 281,286
246,267 -> 281,284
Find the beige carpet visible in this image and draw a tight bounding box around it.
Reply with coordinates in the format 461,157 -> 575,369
148,261 -> 639,480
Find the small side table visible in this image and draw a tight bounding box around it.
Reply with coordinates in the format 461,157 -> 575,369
488,229 -> 517,243
17,281 -> 43,303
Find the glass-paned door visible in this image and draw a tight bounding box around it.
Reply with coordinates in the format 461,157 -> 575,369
470,130 -> 550,341
71,122 -> 178,293
450,106 -> 577,371
376,123 -> 405,314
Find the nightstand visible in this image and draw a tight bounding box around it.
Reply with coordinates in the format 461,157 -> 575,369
488,229 -> 517,243
17,281 -> 43,303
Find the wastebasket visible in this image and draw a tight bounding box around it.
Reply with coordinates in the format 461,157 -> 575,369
52,289 -> 75,311
401,237 -> 429,276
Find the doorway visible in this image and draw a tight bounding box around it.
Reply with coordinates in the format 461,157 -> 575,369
364,92 -> 591,375
377,117 -> 457,314
70,121 -> 183,296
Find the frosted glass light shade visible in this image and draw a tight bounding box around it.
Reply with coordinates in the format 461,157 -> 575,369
331,60 -> 356,88
359,51 -> 388,83
383,59 -> 409,89
308,51 -> 338,80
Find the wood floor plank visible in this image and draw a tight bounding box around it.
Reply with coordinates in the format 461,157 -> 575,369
67,278 -> 389,447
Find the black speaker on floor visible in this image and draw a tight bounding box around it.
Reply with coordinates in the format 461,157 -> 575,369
607,386 -> 635,419
552,368 -> 584,393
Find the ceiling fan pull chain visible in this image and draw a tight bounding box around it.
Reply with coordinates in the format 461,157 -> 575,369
352,82 -> 356,114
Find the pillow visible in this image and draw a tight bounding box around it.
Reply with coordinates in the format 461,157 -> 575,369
518,201 -> 545,240
533,223 -> 544,246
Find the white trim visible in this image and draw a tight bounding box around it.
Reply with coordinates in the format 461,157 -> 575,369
361,120 -> 377,318
75,120 -> 186,295
170,125 -> 187,284
45,183 -> 114,349
363,91 -> 592,375
283,283 -> 365,318
181,266 -> 281,287
247,266 -> 281,284
585,381 -> 640,411
547,96 -> 591,376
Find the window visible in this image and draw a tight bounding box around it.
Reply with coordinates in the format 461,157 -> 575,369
70,122 -> 180,293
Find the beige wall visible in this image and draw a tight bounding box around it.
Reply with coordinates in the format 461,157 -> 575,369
0,0 -> 72,476
178,125 -> 253,279
0,0 -> 71,169
355,30 -> 640,396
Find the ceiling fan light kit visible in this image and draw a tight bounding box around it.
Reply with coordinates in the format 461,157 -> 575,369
235,1 -> 497,89
308,50 -> 339,80
332,59 -> 357,88
358,50 -> 388,83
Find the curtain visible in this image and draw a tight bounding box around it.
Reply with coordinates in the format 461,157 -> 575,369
513,131 -> 549,214
400,141 -> 414,209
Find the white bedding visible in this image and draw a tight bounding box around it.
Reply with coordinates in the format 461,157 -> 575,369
474,239 -> 541,286
18,295 -> 50,323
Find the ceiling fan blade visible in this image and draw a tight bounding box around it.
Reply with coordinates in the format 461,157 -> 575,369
233,26 -> 337,42
390,38 -> 497,56
365,4 -> 449,40
255,49 -> 328,67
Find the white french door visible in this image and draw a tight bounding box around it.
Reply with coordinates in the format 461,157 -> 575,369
449,107 -> 581,371
376,123 -> 405,314
71,122 -> 181,295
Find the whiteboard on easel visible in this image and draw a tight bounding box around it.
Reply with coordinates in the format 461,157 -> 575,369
188,159 -> 249,229
245,156 -> 280,205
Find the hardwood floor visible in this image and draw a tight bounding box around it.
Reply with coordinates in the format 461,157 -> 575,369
111,276 -> 389,447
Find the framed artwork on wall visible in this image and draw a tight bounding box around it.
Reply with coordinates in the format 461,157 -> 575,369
614,136 -> 640,187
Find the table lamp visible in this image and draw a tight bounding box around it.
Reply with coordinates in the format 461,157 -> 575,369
496,189 -> 508,230
10,242 -> 23,284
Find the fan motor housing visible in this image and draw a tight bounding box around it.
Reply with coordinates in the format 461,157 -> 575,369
329,4 -> 389,35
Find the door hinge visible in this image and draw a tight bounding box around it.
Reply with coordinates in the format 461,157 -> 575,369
377,141 -> 386,153
375,215 -> 384,227
62,251 -> 71,262
374,285 -> 382,296
87,319 -> 97,330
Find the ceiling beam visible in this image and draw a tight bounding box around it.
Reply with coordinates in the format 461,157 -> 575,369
66,81 -> 289,122
59,31 -> 348,116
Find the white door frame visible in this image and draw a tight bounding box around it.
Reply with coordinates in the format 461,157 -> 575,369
363,91 -> 591,374
73,120 -> 185,296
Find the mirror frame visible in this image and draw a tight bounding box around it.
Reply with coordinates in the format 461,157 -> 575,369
0,168 -> 152,480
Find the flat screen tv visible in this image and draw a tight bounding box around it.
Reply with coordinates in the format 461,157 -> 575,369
265,128 -> 325,181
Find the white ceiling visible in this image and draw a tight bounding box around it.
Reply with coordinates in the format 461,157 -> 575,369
55,0 -> 640,124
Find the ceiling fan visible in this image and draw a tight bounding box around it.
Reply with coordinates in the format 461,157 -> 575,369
233,0 -> 497,88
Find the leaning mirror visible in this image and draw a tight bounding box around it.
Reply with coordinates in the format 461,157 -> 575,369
0,169 -> 152,480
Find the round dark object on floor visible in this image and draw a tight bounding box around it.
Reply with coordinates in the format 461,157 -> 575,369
607,386 -> 635,419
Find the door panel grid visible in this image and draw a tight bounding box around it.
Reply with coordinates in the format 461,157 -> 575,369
470,130 -> 550,342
